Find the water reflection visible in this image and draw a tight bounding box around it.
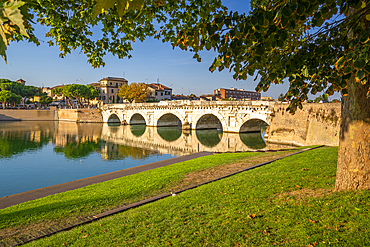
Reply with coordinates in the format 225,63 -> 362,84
54,140 -> 101,159
0,122 -> 52,158
157,126 -> 182,142
239,132 -> 266,149
130,125 -> 146,137
196,129 -> 223,147
0,122 -> 296,159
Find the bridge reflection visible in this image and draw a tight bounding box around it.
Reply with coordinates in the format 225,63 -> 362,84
100,124 -> 293,156
0,121 -> 295,161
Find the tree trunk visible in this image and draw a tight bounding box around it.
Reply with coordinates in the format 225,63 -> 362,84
335,75 -> 370,190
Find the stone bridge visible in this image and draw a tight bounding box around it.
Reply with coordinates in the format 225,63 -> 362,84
101,100 -> 274,133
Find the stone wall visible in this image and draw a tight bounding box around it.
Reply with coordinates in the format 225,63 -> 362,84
0,109 -> 56,121
76,109 -> 103,123
0,108 -> 103,122
266,102 -> 341,146
57,109 -> 103,122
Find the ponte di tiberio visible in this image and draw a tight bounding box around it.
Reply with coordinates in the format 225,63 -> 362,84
101,100 -> 272,133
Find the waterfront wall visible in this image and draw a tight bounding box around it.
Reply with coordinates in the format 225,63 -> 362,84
0,109 -> 56,121
266,102 -> 341,146
0,108 -> 102,122
57,109 -> 103,122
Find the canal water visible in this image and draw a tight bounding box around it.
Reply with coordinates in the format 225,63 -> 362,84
0,121 -> 293,197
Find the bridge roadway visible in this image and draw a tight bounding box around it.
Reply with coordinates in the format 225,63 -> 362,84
101,100 -> 274,133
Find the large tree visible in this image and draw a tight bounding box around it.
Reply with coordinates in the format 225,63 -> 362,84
2,0 -> 370,191
118,82 -> 151,103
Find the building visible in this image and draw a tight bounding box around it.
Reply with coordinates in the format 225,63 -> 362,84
214,88 -> 261,100
148,83 -> 172,101
91,77 -> 128,104
16,79 -> 26,85
261,96 -> 273,101
42,85 -> 65,100
200,94 -> 223,101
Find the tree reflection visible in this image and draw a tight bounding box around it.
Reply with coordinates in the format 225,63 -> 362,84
239,132 -> 266,149
130,125 -> 146,137
0,131 -> 50,158
157,127 -> 181,142
196,129 -> 222,147
99,142 -> 157,160
54,140 -> 101,159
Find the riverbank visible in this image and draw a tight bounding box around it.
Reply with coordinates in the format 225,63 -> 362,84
0,148 -> 308,244
2,146 -> 369,246
0,108 -> 102,122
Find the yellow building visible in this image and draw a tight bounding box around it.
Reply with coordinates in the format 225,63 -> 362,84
90,77 -> 128,104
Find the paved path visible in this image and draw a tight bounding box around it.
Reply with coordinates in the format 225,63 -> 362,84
0,152 -> 213,209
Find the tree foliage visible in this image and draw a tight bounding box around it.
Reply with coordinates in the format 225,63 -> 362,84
39,93 -> 52,106
118,82 -> 150,103
0,79 -> 41,106
52,84 -> 99,107
3,0 -> 370,112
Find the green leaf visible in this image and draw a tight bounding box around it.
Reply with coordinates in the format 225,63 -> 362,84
335,56 -> 346,70
297,4 -> 305,15
302,66 -> 309,77
205,42 -> 212,51
355,70 -> 365,82
282,7 -> 292,17
344,66 -> 353,75
281,15 -> 289,27
363,64 -> 370,74
269,72 -> 278,82
353,59 -> 366,70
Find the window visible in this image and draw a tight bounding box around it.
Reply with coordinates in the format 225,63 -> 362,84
111,89 -> 114,93
116,83 -> 118,87
110,82 -> 112,85
161,92 -> 163,96
103,96 -> 106,100
98,96 -> 101,100
155,92 -> 158,95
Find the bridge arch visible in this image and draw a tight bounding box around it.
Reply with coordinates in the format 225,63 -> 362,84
193,113 -> 224,130
157,112 -> 183,127
107,113 -> 122,123
239,118 -> 268,133
130,113 -> 146,125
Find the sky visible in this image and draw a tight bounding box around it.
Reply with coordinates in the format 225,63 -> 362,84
1,1 -> 340,100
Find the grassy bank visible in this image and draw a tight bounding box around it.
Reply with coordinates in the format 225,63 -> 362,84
0,148 -> 303,242
26,146 -> 370,246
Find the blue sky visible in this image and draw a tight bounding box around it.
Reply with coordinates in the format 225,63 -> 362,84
0,1 -> 339,100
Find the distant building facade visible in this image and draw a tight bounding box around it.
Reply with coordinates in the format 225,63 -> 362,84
214,88 -> 261,100
16,79 -> 26,85
148,83 -> 172,101
42,85 -> 65,100
91,77 -> 128,104
261,96 -> 273,101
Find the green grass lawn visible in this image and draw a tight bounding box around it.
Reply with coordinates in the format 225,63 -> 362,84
1,149 -> 302,242
19,146 -> 370,246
